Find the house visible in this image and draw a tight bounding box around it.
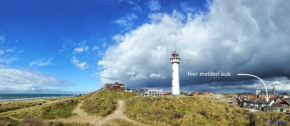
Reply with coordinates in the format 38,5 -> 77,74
204,91 -> 210,95
270,102 -> 289,113
126,89 -> 145,95
183,92 -> 194,96
246,98 -> 256,109
254,98 -> 274,111
142,89 -> 162,96
209,93 -> 223,99
127,88 -> 162,96
103,82 -> 125,91
194,91 -> 200,96
279,99 -> 290,112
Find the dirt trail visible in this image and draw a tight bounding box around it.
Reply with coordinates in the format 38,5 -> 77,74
92,101 -> 142,126
55,101 -> 100,124
88,90 -> 101,99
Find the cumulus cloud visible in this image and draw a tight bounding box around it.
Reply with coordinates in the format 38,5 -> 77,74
98,0 -> 290,92
0,68 -> 73,92
115,14 -> 138,30
29,57 -> 54,67
148,0 -> 161,11
71,57 -> 89,70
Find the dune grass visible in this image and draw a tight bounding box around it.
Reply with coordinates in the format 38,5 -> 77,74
124,96 -> 290,126
0,99 -> 78,120
0,117 -> 93,126
102,118 -> 139,126
81,90 -> 138,116
0,117 -> 19,126
0,100 -> 47,113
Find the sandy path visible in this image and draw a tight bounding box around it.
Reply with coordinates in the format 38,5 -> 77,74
55,101 -> 100,124
92,101 -> 143,126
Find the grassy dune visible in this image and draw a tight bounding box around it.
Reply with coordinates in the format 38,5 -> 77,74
102,118 -> 139,126
0,100 -> 47,113
124,96 -> 290,126
81,90 -> 138,116
0,99 -> 78,120
0,117 -> 93,126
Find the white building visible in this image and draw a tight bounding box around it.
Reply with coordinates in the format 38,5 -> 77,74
143,88 -> 163,96
127,88 -> 162,96
170,49 -> 181,95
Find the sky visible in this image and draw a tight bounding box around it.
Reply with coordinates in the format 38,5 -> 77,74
0,0 -> 290,94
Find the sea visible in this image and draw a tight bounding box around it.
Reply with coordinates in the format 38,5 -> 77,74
0,94 -> 74,102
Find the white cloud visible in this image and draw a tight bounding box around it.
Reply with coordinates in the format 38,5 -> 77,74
0,56 -> 18,65
0,50 -> 4,55
148,0 -> 161,11
92,46 -> 99,51
0,35 -> 5,43
132,5 -> 142,13
0,68 -> 73,92
18,50 -> 24,53
6,47 -> 17,53
98,0 -> 290,91
102,42 -> 107,47
71,57 -> 89,70
29,57 -> 54,67
180,2 -> 195,13
73,46 -> 89,54
114,13 -> 138,30
149,73 -> 166,79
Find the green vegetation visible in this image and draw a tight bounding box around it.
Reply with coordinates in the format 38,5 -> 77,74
1,99 -> 78,120
102,119 -> 139,126
81,90 -> 137,116
0,118 -> 93,126
76,91 -> 97,101
0,100 -> 47,113
0,117 -> 19,126
124,96 -> 290,126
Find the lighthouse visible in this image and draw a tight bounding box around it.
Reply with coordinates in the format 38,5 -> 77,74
170,49 -> 181,95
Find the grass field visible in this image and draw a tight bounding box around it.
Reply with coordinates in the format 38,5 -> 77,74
0,100 -> 47,113
0,99 -> 78,120
124,96 -> 290,126
81,90 -> 138,116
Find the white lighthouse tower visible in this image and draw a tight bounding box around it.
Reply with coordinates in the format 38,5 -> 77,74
170,49 -> 181,95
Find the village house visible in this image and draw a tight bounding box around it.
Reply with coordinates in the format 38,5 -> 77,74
254,98 -> 274,110
143,88 -> 162,96
278,99 -> 290,113
244,98 -> 256,109
127,88 -> 162,96
103,82 -> 125,91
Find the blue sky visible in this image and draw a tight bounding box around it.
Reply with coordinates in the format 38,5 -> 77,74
1,0 -> 290,94
0,0 -> 208,93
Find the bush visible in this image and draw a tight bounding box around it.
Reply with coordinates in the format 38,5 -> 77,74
198,110 -> 207,116
173,112 -> 183,119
